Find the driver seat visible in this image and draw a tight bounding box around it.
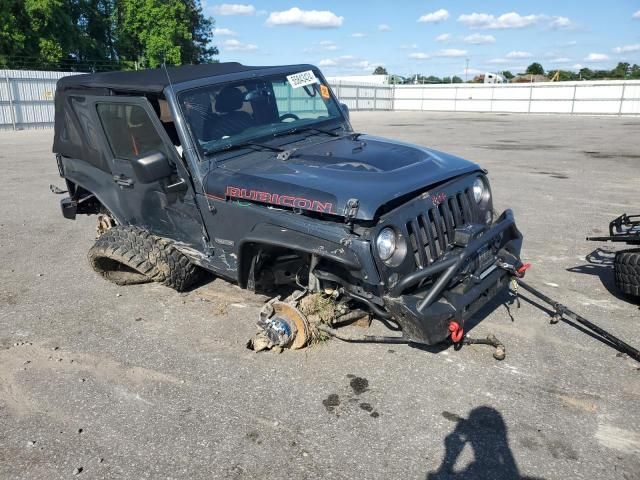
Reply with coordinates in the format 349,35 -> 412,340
213,86 -> 254,138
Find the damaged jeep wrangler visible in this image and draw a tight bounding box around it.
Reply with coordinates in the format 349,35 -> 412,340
53,63 -> 523,348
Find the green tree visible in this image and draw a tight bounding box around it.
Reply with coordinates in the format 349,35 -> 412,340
27,0 -> 77,64
116,0 -> 216,68
74,1 -> 117,61
452,75 -> 463,83
0,0 -> 29,66
557,70 -> 578,81
62,0 -> 120,70
578,67 -> 593,80
525,62 -> 544,75
0,0 -> 77,68
591,69 -> 609,80
501,70 -> 514,80
179,0 -> 217,64
1,0 -> 217,70
373,66 -> 388,75
610,62 -> 630,79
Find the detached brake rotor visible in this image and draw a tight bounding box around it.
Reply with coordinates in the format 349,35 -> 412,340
250,300 -> 311,351
272,301 -> 310,350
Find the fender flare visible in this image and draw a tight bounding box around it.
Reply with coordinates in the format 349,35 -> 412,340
237,223 -> 361,288
62,168 -> 126,224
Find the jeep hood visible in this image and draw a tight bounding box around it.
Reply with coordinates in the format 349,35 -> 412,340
205,134 -> 480,221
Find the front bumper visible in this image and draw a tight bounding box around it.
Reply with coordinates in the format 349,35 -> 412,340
383,209 -> 523,345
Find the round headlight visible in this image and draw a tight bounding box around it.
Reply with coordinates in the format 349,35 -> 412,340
472,177 -> 486,204
376,228 -> 396,261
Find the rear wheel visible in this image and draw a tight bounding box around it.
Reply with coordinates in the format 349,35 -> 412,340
88,226 -> 200,291
614,249 -> 640,297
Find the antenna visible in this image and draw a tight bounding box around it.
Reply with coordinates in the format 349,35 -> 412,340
162,60 -> 175,94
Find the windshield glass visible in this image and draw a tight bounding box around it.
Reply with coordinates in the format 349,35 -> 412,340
178,69 -> 345,156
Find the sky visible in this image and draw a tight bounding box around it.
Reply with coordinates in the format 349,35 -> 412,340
204,1 -> 640,78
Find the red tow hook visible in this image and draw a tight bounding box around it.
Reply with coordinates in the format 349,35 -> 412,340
497,260 -> 532,278
448,321 -> 464,343
517,263 -> 532,276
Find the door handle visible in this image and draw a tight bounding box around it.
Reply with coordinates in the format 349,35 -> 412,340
166,178 -> 188,193
113,174 -> 134,188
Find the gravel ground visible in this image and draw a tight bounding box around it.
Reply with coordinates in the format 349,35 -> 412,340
1,111 -> 639,480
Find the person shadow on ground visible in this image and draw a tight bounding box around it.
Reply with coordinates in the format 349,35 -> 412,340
426,406 -> 543,480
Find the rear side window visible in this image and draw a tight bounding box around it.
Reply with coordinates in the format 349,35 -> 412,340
96,103 -> 167,159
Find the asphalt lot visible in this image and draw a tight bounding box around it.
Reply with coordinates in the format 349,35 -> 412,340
1,111 -> 639,480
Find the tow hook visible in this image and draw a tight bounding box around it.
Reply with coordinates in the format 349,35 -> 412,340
497,260 -> 531,278
497,260 -> 532,308
448,321 -> 464,343
517,263 -> 532,276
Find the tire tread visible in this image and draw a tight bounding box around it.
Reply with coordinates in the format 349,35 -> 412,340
88,226 -> 200,291
614,249 -> 640,297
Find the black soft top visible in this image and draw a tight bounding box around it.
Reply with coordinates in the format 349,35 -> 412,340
56,62 -> 271,94
52,62 -> 315,166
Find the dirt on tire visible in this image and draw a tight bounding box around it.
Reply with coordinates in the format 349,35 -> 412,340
88,226 -> 200,292
614,248 -> 640,297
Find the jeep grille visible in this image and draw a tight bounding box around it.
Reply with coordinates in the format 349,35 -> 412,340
405,189 -> 480,268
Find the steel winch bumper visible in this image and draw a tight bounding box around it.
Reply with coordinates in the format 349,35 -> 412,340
383,209 -> 523,345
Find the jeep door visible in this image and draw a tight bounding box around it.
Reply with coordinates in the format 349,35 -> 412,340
89,96 -> 206,248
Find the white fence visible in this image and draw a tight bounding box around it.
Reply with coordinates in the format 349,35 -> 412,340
1,70 -> 639,131
0,70 -> 80,131
393,81 -> 640,115
331,81 -> 394,111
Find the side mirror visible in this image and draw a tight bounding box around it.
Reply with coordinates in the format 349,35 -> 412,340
132,151 -> 173,184
340,102 -> 350,120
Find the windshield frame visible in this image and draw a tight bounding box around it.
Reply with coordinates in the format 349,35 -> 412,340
173,65 -> 350,161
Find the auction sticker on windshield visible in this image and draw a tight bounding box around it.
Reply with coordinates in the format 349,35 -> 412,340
287,70 -> 318,89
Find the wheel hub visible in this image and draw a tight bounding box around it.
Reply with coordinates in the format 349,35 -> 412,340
253,300 -> 310,351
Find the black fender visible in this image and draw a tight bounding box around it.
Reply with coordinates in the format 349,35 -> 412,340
237,223 -> 362,288
60,156 -> 127,223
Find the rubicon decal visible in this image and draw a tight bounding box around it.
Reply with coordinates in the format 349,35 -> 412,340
224,186 -> 334,213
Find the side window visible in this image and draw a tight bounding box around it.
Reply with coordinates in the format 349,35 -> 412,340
96,103 -> 167,159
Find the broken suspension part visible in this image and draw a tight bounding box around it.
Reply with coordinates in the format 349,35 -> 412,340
517,279 -> 640,363
460,334 -> 506,361
316,324 -> 409,344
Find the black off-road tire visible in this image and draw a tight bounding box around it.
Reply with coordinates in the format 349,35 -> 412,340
614,249 -> 640,297
88,226 -> 200,292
